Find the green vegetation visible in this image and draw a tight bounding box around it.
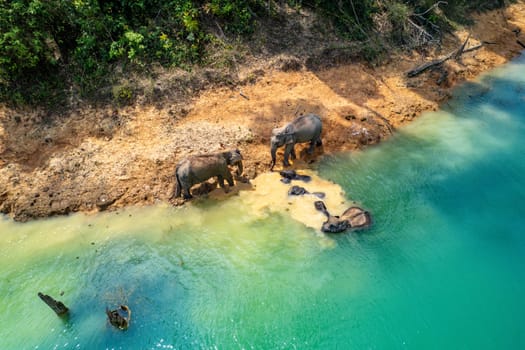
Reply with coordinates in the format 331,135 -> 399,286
0,0 -> 511,107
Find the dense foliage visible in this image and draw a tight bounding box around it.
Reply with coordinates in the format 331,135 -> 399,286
0,0 -> 510,106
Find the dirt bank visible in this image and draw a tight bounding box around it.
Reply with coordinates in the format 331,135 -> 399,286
1,3 -> 525,221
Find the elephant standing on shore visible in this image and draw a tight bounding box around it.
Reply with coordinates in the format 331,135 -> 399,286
270,114 -> 323,170
171,149 -> 243,199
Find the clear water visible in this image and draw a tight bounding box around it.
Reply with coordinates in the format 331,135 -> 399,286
1,54 -> 525,349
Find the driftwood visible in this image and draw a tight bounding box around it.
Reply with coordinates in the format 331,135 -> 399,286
407,35 -> 483,78
38,292 -> 69,316
106,305 -> 131,330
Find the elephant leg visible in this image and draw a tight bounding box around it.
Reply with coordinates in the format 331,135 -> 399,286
307,140 -> 316,154
290,146 -> 297,160
217,173 -> 232,193
217,175 -> 225,189
283,144 -> 294,166
182,187 -> 193,199
225,171 -> 234,187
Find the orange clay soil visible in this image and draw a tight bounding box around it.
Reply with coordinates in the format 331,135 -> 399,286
1,3 -> 525,221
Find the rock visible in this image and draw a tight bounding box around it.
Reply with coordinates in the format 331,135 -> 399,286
96,194 -> 115,210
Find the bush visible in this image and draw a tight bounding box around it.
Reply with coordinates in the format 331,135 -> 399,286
0,0 -> 266,105
0,0 -> 514,106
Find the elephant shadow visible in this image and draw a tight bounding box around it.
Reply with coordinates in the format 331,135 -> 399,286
198,176 -> 253,200
297,143 -> 324,162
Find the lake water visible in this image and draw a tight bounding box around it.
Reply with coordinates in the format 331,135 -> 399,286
1,54 -> 525,349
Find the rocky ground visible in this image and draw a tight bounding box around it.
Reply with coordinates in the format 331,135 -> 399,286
1,3 -> 525,221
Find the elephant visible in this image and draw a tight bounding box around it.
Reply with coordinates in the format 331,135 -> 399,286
171,149 -> 243,199
314,200 -> 372,233
270,114 -> 322,170
279,169 -> 312,183
288,185 -> 325,199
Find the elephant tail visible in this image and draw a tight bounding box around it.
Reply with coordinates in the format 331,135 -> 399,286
171,165 -> 182,199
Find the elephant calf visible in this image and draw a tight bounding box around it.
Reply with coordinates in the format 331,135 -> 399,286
171,149 -> 243,199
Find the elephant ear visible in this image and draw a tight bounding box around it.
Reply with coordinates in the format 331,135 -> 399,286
283,125 -> 295,144
272,126 -> 285,136
225,149 -> 242,164
234,149 -> 243,159
230,149 -> 243,163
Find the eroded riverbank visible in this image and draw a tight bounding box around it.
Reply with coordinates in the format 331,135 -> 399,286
1,2 -> 525,221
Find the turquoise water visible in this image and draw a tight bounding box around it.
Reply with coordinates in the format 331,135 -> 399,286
1,54 -> 525,349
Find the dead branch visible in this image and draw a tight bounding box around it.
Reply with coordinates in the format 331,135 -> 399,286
406,52 -> 454,77
411,1 -> 448,35
214,21 -> 226,40
407,18 -> 434,43
454,34 -> 470,59
463,43 -> 484,53
407,35 -> 482,77
413,1 -> 448,17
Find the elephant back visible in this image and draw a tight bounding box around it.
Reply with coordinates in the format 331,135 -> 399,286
292,113 -> 322,142
185,154 -> 227,181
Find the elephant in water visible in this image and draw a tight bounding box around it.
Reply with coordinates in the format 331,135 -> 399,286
171,149 -> 243,199
279,169 -> 312,183
287,185 -> 325,199
315,201 -> 372,233
270,114 -> 322,170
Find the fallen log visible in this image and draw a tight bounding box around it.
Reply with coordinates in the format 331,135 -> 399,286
38,292 -> 69,316
407,35 -> 483,78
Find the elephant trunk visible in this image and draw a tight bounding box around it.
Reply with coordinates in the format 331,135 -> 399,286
235,160 -> 243,176
270,144 -> 277,171
171,168 -> 181,199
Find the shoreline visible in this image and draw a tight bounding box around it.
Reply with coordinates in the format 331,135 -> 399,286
1,3 -> 524,222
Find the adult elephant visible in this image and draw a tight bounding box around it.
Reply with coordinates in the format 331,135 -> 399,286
315,201 -> 371,233
270,114 -> 322,170
171,149 -> 243,199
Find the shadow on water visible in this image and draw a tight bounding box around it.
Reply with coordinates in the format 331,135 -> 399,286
29,232 -> 203,349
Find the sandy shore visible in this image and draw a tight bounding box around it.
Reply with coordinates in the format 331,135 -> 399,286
1,2 -> 524,221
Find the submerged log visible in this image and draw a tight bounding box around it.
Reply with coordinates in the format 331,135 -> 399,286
38,292 -> 69,316
106,305 -> 131,330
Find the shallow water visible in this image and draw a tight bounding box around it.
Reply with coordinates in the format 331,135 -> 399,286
1,54 -> 525,349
